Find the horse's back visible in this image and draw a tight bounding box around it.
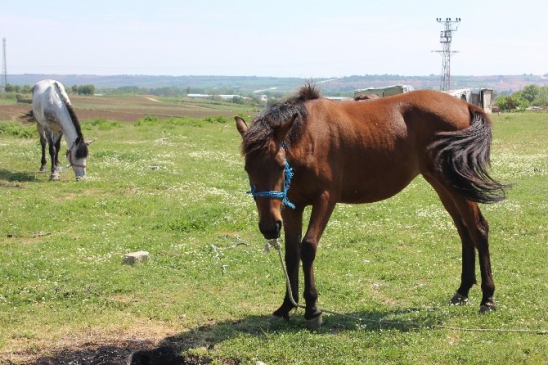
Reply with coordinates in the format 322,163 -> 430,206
32,80 -> 70,132
300,89 -> 486,203
326,89 -> 484,145
373,90 -> 479,128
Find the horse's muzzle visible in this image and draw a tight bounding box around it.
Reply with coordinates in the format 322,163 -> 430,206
259,220 -> 282,239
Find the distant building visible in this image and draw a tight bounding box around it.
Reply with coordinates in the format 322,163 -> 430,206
353,85 -> 494,114
354,84 -> 415,98
186,94 -> 210,99
186,93 -> 249,101
444,88 -> 494,113
325,96 -> 353,102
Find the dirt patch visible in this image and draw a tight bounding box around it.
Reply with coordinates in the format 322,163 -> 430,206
4,341 -> 242,365
0,104 -> 30,121
24,344 -> 209,365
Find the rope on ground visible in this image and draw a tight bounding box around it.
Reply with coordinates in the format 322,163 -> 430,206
269,239 -> 548,335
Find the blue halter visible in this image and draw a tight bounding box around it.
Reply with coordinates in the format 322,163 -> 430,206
247,158 -> 296,209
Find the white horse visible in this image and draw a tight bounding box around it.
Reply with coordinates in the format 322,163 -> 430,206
20,79 -> 89,180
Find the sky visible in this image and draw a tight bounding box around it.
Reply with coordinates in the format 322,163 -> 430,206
1,0 -> 547,78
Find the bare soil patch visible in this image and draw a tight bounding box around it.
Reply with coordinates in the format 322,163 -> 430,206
4,342 -> 212,365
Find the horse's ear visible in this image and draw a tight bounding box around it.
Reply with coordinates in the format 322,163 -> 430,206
235,116 -> 248,137
275,113 -> 298,142
86,139 -> 95,146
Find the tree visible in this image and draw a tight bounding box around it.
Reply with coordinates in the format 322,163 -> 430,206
533,86 -> 548,107
4,84 -> 20,93
521,84 -> 540,103
71,84 -> 95,95
494,95 -> 513,111
79,84 -> 95,95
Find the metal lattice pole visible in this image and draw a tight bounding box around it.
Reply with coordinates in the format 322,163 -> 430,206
2,38 -> 7,88
432,18 -> 461,91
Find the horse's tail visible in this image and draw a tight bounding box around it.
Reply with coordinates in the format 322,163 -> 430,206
18,110 -> 37,124
429,109 -> 510,204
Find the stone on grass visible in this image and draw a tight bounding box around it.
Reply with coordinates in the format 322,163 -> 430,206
123,251 -> 150,265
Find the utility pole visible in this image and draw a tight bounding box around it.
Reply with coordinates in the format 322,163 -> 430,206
433,18 -> 461,91
2,38 -> 7,89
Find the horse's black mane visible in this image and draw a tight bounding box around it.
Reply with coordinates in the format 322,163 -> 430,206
53,82 -> 85,141
241,84 -> 321,155
53,81 -> 89,158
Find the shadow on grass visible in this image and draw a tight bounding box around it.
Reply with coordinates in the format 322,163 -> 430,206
26,308 -> 444,365
0,168 -> 40,183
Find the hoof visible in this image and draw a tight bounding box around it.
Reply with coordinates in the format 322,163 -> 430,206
449,292 -> 469,305
39,167 -> 47,172
479,303 -> 496,313
305,313 -> 323,330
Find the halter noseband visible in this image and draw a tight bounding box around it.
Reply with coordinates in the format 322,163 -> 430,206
247,147 -> 295,209
66,141 -> 87,169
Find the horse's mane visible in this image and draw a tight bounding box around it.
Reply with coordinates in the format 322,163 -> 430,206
53,81 -> 89,158
53,82 -> 85,141
241,84 -> 321,155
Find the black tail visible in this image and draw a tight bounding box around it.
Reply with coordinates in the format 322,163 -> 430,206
429,111 -> 510,204
18,110 -> 37,124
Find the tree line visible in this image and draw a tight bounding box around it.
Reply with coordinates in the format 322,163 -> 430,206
3,82 -> 547,112
3,83 -> 95,95
494,84 -> 548,111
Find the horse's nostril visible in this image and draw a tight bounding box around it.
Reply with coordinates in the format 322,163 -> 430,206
276,220 -> 282,234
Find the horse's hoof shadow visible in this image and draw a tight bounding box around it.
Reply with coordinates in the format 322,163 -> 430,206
269,315 -> 289,323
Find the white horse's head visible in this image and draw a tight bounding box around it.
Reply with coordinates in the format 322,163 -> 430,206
67,138 -> 90,180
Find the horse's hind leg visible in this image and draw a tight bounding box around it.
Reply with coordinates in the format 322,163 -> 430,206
36,124 -> 47,172
39,132 -> 47,172
46,132 -> 61,180
425,177 -> 495,312
53,136 -> 61,171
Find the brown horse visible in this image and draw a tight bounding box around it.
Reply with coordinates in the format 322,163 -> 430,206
235,84 -> 509,329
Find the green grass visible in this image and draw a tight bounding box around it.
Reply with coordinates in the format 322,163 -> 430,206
0,112 -> 547,364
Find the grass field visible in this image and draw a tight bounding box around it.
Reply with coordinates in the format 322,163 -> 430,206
0,106 -> 547,364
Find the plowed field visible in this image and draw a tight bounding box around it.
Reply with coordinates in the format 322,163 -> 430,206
0,95 -> 256,123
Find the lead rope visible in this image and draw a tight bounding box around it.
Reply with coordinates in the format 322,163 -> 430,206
267,239 -> 548,334
267,239 -> 305,310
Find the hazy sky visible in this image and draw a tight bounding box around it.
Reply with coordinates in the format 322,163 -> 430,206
1,0 -> 547,78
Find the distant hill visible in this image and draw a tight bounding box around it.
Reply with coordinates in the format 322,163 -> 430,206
6,73 -> 548,96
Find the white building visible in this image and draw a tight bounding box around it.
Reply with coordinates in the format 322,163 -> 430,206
354,84 -> 415,98
444,88 -> 494,113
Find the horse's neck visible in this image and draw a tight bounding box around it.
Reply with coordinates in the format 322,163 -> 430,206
52,96 -> 79,146
62,125 -> 79,147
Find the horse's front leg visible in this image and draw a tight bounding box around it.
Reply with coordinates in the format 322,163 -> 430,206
272,206 -> 304,321
301,194 -> 336,329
